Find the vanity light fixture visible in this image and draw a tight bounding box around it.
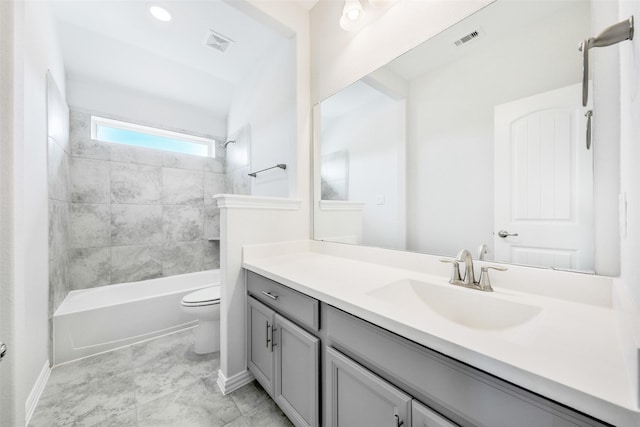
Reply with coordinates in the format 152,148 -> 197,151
340,0 -> 364,31
149,5 -> 171,22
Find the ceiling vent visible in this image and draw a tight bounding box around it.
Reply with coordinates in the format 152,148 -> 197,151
205,30 -> 234,53
454,28 -> 483,47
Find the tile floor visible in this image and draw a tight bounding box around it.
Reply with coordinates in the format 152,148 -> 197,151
30,328 -> 293,426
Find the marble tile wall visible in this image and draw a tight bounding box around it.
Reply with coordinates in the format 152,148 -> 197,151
48,134 -> 71,365
67,110 -> 227,289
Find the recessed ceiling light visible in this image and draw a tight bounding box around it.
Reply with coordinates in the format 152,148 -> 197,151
149,6 -> 171,22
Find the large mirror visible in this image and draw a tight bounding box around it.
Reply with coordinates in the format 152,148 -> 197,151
314,0 -> 620,274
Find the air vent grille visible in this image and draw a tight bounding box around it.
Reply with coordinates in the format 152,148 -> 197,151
454,29 -> 481,47
205,30 -> 234,53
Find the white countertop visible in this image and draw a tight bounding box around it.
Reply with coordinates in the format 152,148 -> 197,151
242,241 -> 639,427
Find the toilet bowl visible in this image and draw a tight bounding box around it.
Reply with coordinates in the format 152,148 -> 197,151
180,286 -> 221,354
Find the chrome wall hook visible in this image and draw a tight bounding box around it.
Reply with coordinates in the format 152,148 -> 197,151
585,110 -> 593,150
579,16 -> 634,106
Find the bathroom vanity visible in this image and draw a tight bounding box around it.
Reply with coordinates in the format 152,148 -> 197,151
242,240 -> 638,427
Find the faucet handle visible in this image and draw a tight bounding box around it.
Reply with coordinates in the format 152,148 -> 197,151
440,259 -> 462,283
478,265 -> 507,292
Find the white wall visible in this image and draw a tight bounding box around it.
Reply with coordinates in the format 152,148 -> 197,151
321,91 -> 406,249
619,1 -> 640,313
227,38 -> 296,198
406,2 -> 589,259
592,1 -> 622,276
0,1 -> 23,424
22,0 -> 65,414
66,75 -> 226,139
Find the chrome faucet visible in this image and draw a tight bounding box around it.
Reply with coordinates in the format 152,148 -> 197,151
457,249 -> 475,286
440,249 -> 507,292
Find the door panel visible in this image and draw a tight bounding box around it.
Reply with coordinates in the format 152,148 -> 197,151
494,83 -> 594,271
274,314 -> 319,427
247,296 -> 275,394
412,400 -> 457,427
325,346 -> 412,427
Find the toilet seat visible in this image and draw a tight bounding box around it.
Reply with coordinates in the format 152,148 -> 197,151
181,286 -> 221,307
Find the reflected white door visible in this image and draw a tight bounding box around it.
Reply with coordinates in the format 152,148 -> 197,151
494,84 -> 594,271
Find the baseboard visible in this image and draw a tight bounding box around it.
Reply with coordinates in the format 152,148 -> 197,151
216,369 -> 254,395
25,360 -> 51,425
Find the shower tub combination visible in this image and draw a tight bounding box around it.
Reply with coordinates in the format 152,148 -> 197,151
53,269 -> 220,365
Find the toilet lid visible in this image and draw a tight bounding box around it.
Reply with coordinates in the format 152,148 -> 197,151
182,286 -> 220,305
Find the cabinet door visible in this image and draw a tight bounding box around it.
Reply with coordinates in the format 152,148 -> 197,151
274,314 -> 320,427
412,400 -> 457,427
247,296 -> 275,395
326,346 -> 412,427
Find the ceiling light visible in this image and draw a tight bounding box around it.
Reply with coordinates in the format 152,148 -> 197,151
343,0 -> 363,21
149,6 -> 171,22
340,0 -> 364,31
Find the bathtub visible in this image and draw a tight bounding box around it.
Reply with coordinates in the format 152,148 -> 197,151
53,270 -> 220,365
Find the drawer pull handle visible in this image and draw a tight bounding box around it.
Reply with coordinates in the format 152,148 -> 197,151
265,321 -> 271,349
394,414 -> 404,427
262,291 -> 278,300
265,322 -> 277,352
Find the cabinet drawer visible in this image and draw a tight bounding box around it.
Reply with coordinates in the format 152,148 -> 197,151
247,271 -> 320,331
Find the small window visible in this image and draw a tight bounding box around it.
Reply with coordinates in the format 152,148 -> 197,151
91,116 -> 216,157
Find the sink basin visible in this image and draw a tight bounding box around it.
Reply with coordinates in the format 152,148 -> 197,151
367,279 -> 542,330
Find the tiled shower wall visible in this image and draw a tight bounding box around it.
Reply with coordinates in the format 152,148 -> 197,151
48,135 -> 71,351
47,73 -> 72,362
67,110 -> 225,289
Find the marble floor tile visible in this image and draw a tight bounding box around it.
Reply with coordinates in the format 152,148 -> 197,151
30,330 -> 292,427
131,328 -> 195,368
133,336 -> 219,405
137,375 -> 241,427
30,370 -> 136,427
43,346 -> 133,398
224,416 -> 251,427
229,381 -> 274,417
236,399 -> 294,427
93,409 -> 138,426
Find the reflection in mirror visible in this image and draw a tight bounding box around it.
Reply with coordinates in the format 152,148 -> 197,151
315,0 -> 616,273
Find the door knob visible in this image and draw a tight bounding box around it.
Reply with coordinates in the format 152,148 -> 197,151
497,230 -> 518,238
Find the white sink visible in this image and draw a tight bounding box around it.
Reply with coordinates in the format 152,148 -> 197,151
367,279 -> 542,330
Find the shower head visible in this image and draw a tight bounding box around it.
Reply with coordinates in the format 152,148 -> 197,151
222,140 -> 235,148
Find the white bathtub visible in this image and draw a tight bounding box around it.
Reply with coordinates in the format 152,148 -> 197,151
53,270 -> 220,365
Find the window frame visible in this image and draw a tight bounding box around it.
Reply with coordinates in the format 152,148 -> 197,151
90,115 -> 216,157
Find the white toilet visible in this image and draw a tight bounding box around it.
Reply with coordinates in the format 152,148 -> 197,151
180,286 -> 221,354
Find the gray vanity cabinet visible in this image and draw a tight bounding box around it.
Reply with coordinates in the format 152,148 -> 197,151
247,296 -> 275,393
412,400 -> 457,427
246,272 -> 321,427
247,271 -> 610,427
325,346 -> 412,427
274,313 -> 320,427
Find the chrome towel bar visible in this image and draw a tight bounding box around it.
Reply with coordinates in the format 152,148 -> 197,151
248,163 -> 287,177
